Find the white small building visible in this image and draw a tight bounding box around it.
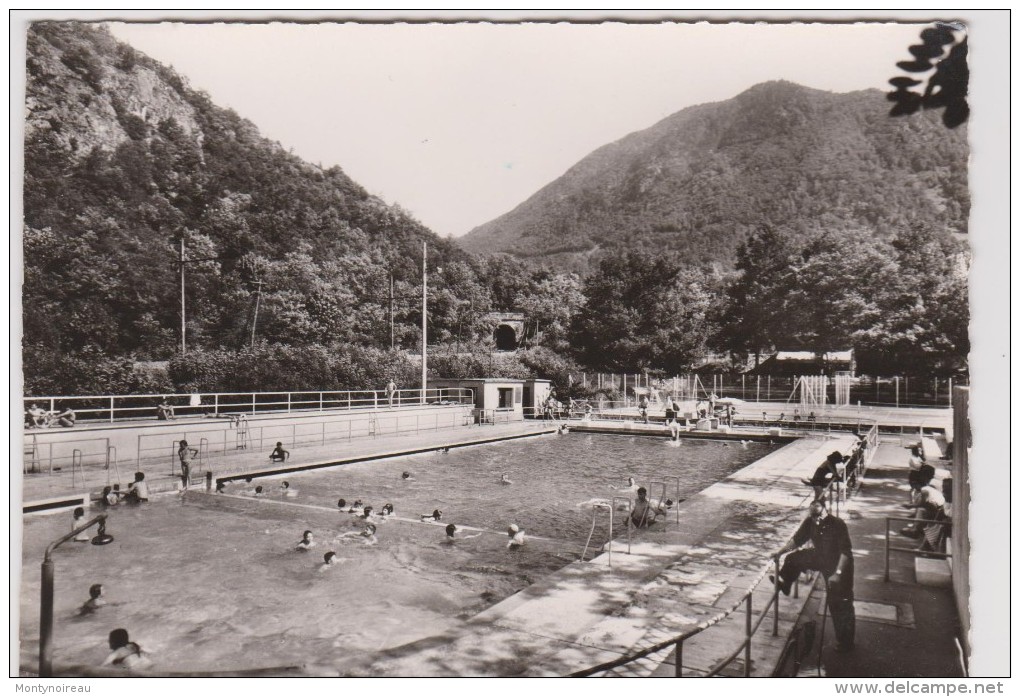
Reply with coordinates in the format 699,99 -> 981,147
431,378 -> 525,424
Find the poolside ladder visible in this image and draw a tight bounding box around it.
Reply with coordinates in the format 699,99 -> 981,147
24,433 -> 39,474
106,446 -> 120,485
579,496 -> 633,568
70,449 -> 87,489
235,415 -> 249,450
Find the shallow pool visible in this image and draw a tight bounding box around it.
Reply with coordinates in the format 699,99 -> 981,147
19,432 -> 775,673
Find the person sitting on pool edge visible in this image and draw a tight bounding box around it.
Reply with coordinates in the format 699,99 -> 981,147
269,442 -> 290,463
802,451 -> 844,503
102,628 -> 151,669
296,530 -> 315,551
80,583 -> 106,614
630,487 -> 664,528
125,472 -> 149,503
506,524 -> 526,549
420,509 -> 442,522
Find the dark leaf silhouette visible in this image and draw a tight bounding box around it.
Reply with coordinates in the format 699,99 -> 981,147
888,23 -> 968,128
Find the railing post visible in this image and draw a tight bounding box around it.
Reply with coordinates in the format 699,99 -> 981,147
674,639 -> 684,677
252,394 -> 256,415
109,396 -> 115,423
287,393 -> 291,414
319,392 -> 324,412
214,394 -> 219,415
744,594 -> 752,676
884,519 -> 891,582
773,555 -> 780,636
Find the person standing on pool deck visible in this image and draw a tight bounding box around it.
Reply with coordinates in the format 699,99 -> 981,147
177,441 -> 197,489
774,500 -> 855,652
385,379 -> 397,407
638,394 -> 650,424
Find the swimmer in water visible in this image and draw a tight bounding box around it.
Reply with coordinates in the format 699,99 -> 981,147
254,485 -> 264,498
420,509 -> 442,522
506,524 -> 526,549
500,473 -> 513,485
379,503 -> 394,516
280,480 -> 297,497
337,498 -> 347,510
360,505 -> 374,519
80,583 -> 106,614
444,523 -> 481,542
337,523 -> 377,545
401,471 -> 414,480
296,530 -> 315,551
347,499 -> 364,513
612,477 -> 639,492
319,551 -> 338,571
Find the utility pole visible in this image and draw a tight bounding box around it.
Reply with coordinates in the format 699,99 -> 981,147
180,239 -> 186,354
250,280 -> 264,348
421,242 -> 427,404
389,274 -> 395,350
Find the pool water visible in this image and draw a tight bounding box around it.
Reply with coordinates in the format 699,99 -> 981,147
19,433 -> 775,673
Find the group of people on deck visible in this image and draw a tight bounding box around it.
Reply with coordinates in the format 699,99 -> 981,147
25,403 -> 75,428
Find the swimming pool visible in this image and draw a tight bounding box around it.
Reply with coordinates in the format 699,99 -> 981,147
18,432 -> 776,674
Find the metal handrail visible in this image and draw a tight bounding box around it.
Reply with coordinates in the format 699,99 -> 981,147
884,516 -> 952,581
570,554 -> 784,677
23,388 -> 474,424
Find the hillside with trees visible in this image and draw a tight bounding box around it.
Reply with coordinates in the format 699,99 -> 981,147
458,81 -> 969,275
21,23 -> 970,398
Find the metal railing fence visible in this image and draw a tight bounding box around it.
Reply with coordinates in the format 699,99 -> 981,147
23,388 -> 472,425
570,373 -> 964,408
26,407 -> 472,483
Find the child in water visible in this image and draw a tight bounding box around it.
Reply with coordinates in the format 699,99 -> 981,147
72,507 -> 90,542
80,583 -> 106,614
444,523 -> 482,542
296,530 -> 315,551
420,509 -> 442,522
319,551 -> 339,571
506,524 -> 526,549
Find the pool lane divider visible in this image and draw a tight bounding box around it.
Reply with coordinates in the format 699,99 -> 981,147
214,427 -> 559,486
199,491 -> 559,542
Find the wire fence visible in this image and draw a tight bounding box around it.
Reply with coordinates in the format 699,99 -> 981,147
568,373 -> 963,408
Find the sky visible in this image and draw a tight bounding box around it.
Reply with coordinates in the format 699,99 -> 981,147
102,16 -> 929,238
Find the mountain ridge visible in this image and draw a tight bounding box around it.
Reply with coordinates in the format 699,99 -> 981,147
457,80 -> 968,273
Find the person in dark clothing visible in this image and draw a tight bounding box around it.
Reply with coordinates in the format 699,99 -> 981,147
774,501 -> 855,652
801,451 -> 844,503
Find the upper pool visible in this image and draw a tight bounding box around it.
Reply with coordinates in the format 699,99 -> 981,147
19,432 -> 776,674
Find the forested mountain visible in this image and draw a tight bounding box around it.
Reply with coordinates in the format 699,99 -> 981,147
23,22 -> 471,363
458,81 -> 969,273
